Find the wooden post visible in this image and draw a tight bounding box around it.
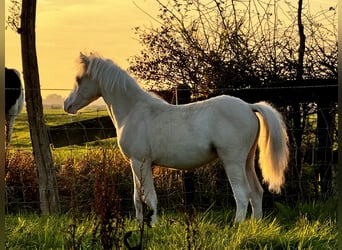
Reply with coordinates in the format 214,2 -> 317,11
176,85 -> 195,207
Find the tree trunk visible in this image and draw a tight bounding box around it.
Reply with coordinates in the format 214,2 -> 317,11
296,0 -> 305,82
289,0 -> 306,200
20,0 -> 60,214
291,103 -> 304,200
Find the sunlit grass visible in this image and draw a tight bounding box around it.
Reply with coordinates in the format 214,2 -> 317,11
5,207 -> 337,249
5,214 -> 69,249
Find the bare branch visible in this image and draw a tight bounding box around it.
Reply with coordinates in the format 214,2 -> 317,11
6,0 -> 21,33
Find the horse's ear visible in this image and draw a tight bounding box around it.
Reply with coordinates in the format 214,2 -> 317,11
79,52 -> 89,65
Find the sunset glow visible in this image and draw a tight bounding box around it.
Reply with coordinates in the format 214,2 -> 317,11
5,0 -> 160,98
5,0 -> 337,98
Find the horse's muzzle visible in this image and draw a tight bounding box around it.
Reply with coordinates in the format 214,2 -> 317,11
64,99 -> 77,114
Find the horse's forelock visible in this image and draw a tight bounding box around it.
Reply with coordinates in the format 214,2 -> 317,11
75,55 -> 88,79
76,52 -> 98,76
76,53 -> 136,94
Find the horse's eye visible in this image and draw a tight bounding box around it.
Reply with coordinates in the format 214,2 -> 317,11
75,76 -> 81,84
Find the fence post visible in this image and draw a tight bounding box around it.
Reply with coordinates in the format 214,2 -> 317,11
176,85 -> 196,208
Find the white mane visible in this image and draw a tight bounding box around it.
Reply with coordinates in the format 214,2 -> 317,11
85,56 -> 134,93
80,54 -> 166,103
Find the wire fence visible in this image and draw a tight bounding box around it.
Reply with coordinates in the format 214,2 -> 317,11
5,86 -> 338,215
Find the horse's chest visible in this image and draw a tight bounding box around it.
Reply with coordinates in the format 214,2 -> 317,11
117,126 -> 150,160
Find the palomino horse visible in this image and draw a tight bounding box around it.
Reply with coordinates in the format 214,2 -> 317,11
64,53 -> 289,224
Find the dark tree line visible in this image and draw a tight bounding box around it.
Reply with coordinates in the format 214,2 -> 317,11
129,0 -> 337,91
129,0 -> 338,201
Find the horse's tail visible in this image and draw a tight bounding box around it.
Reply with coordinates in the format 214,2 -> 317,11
250,102 -> 289,193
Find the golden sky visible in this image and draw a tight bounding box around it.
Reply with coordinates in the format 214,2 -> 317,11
5,0 -> 337,98
5,0 -> 160,98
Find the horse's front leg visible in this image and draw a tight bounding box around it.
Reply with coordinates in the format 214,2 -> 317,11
131,159 -> 158,225
5,116 -> 13,146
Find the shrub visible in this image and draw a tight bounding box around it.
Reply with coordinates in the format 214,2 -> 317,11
5,150 -> 39,213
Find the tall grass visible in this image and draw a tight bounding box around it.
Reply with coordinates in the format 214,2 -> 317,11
5,205 -> 337,249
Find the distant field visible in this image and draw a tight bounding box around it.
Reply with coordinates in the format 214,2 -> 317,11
9,107 -> 110,149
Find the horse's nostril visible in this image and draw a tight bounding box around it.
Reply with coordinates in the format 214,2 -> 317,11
64,103 -> 71,112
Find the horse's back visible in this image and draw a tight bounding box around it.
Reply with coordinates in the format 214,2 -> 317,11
198,95 -> 259,151
120,95 -> 259,169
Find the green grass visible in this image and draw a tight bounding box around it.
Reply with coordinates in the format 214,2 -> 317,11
5,206 -> 337,249
9,107 -> 110,149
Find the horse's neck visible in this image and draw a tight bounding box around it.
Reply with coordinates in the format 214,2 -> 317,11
100,78 -> 145,129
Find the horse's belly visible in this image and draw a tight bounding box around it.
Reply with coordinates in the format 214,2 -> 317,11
152,145 -> 218,169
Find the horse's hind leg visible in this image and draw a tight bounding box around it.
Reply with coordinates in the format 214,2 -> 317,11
245,140 -> 263,219
220,155 -> 251,223
130,159 -> 158,224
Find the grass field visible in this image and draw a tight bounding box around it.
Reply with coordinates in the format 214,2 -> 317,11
6,107 -> 338,249
5,205 -> 337,249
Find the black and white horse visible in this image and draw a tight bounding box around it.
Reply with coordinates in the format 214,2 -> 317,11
5,67 -> 24,146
